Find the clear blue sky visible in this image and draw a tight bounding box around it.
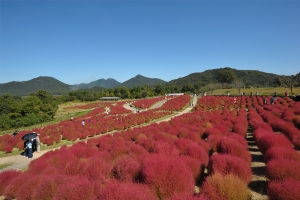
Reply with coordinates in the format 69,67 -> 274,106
0,0 -> 299,85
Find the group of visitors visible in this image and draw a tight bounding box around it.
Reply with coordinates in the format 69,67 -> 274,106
23,134 -> 41,159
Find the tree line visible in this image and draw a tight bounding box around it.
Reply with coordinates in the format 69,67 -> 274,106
0,90 -> 59,131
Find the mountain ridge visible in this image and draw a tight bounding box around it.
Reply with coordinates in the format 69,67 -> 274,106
0,67 -> 284,96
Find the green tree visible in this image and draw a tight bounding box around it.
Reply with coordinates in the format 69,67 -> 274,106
218,68 -> 236,85
154,84 -> 165,95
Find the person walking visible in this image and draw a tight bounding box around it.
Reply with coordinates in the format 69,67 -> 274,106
26,139 -> 33,158
35,134 -> 41,153
285,91 -> 289,96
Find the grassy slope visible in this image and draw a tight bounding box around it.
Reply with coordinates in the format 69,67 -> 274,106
210,87 -> 300,96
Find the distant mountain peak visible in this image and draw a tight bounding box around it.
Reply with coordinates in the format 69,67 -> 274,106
121,74 -> 166,88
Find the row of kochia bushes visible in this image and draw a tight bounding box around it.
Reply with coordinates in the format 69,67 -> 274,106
132,97 -> 165,109
0,96 -> 255,200
248,106 -> 300,200
0,95 -> 190,153
1,95 -> 299,199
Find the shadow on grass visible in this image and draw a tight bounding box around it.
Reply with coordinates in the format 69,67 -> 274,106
251,153 -> 264,163
252,165 -> 266,176
249,179 -> 268,196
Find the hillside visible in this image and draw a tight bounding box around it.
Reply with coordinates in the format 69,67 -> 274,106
121,74 -> 166,88
0,68 -> 285,96
70,78 -> 121,90
167,68 -> 279,88
0,76 -> 70,96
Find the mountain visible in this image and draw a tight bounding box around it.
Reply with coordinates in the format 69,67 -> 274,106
0,76 -> 70,96
70,78 -> 121,90
167,67 -> 279,87
0,68 -> 283,96
121,74 -> 166,88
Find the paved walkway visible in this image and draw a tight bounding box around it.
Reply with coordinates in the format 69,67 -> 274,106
0,96 -> 198,173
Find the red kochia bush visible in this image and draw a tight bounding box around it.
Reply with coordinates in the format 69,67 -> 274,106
200,173 -> 251,200
266,159 -> 300,181
292,115 -> 300,129
207,135 -> 223,153
98,180 -> 158,200
267,179 -> 300,200
84,155 -> 114,182
113,155 -> 142,182
141,154 -> 195,199
166,194 -> 208,200
63,157 -> 88,176
4,144 -> 13,153
0,170 -> 21,194
184,143 -> 209,166
16,175 -> 45,200
52,175 -> 95,200
31,174 -> 63,200
181,155 -> 205,183
217,138 -> 251,164
256,133 -> 293,155
174,139 -> 209,166
3,173 -> 32,199
264,147 -> 300,163
232,122 -> 248,137
208,154 -> 252,184
281,109 -> 295,122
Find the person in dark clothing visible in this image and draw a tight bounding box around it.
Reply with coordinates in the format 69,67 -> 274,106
270,96 -> 277,104
263,97 -> 267,105
12,130 -> 19,137
25,139 -> 33,158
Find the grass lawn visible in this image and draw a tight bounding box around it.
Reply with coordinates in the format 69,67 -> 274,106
211,87 -> 300,96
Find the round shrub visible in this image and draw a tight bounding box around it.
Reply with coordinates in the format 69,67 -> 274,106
208,154 -> 252,184
0,170 -> 21,194
268,179 -> 300,200
266,159 -> 300,181
264,147 -> 300,163
98,180 -> 158,200
200,173 -> 251,200
141,154 -> 195,199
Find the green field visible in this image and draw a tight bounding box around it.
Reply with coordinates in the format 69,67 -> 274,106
210,87 -> 300,96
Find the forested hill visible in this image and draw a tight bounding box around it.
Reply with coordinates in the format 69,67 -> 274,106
0,76 -> 70,96
167,68 -> 279,88
121,74 -> 166,88
70,78 -> 121,90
